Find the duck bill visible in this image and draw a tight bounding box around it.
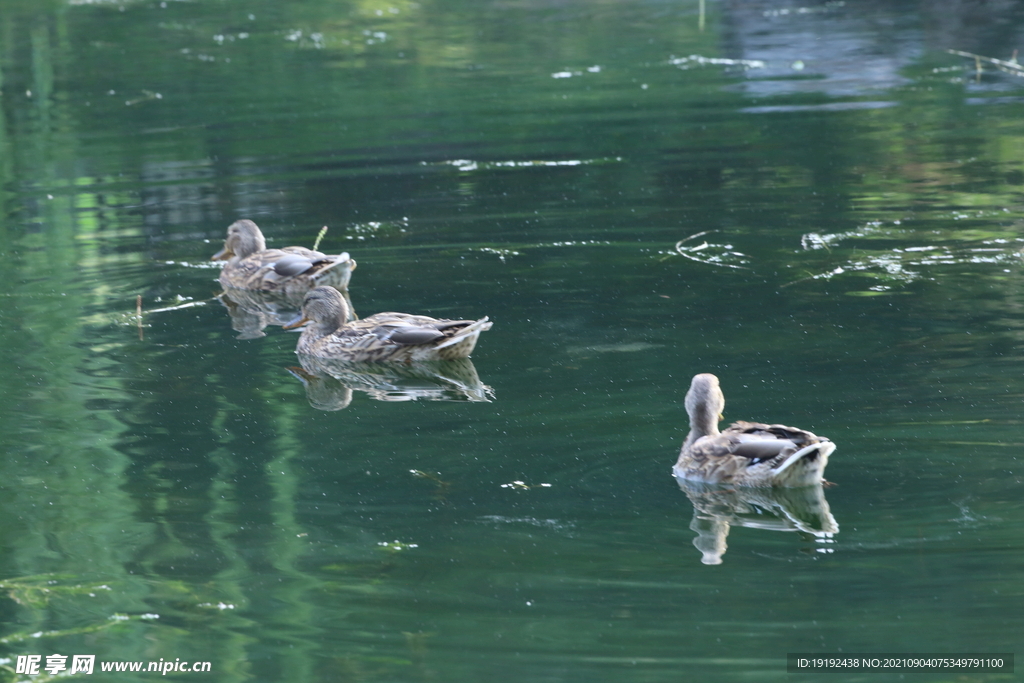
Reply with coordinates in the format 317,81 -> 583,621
283,314 -> 310,330
212,246 -> 233,261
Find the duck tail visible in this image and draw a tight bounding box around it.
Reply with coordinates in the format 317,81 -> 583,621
434,317 -> 493,350
772,441 -> 836,486
310,253 -> 353,280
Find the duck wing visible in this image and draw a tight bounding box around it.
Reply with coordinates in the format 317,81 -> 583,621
687,421 -> 825,468
272,252 -> 317,277
718,421 -> 825,466
377,326 -> 445,345
271,248 -> 351,279
341,313 -> 478,347
372,319 -> 480,346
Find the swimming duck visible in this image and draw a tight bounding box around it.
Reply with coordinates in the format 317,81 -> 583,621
212,219 -> 356,296
674,373 -> 835,487
284,286 -> 492,362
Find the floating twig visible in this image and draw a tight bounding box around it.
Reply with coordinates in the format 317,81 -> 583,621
780,266 -> 845,288
146,296 -> 216,314
146,300 -> 208,313
312,226 -> 328,251
947,49 -> 1024,78
136,295 -> 143,340
125,90 -> 163,106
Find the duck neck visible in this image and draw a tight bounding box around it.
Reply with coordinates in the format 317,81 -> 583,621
296,317 -> 337,353
684,405 -> 720,450
309,316 -> 342,340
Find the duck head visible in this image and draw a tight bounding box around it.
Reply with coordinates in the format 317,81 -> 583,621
283,286 -> 350,336
212,219 -> 267,261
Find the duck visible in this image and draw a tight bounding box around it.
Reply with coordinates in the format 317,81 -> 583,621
284,286 -> 492,362
212,219 -> 356,297
674,373 -> 835,487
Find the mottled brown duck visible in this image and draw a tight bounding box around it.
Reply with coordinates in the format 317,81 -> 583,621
284,287 -> 492,362
212,219 -> 356,297
673,373 -> 835,487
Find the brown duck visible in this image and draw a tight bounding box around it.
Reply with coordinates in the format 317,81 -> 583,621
285,287 -> 492,362
212,219 -> 356,296
674,373 -> 835,487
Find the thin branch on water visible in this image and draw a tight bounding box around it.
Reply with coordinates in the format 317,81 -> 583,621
780,266 -> 845,288
312,226 -> 328,251
947,49 -> 1024,77
145,298 -> 214,314
136,295 -> 143,340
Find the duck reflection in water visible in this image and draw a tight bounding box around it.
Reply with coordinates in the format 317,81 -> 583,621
287,357 -> 493,411
217,287 -> 357,340
677,480 -> 838,565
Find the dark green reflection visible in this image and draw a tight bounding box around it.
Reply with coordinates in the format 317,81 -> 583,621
1,1 -> 1024,682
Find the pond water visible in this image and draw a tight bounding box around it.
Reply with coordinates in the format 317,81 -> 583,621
1,1 -> 1023,681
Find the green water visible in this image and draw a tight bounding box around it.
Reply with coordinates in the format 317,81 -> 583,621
1,1 -> 1023,681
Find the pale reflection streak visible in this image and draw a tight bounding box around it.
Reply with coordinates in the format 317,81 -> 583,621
676,479 -> 838,565
428,157 -> 623,173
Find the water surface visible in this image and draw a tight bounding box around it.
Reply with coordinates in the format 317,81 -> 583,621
1,1 -> 1024,681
